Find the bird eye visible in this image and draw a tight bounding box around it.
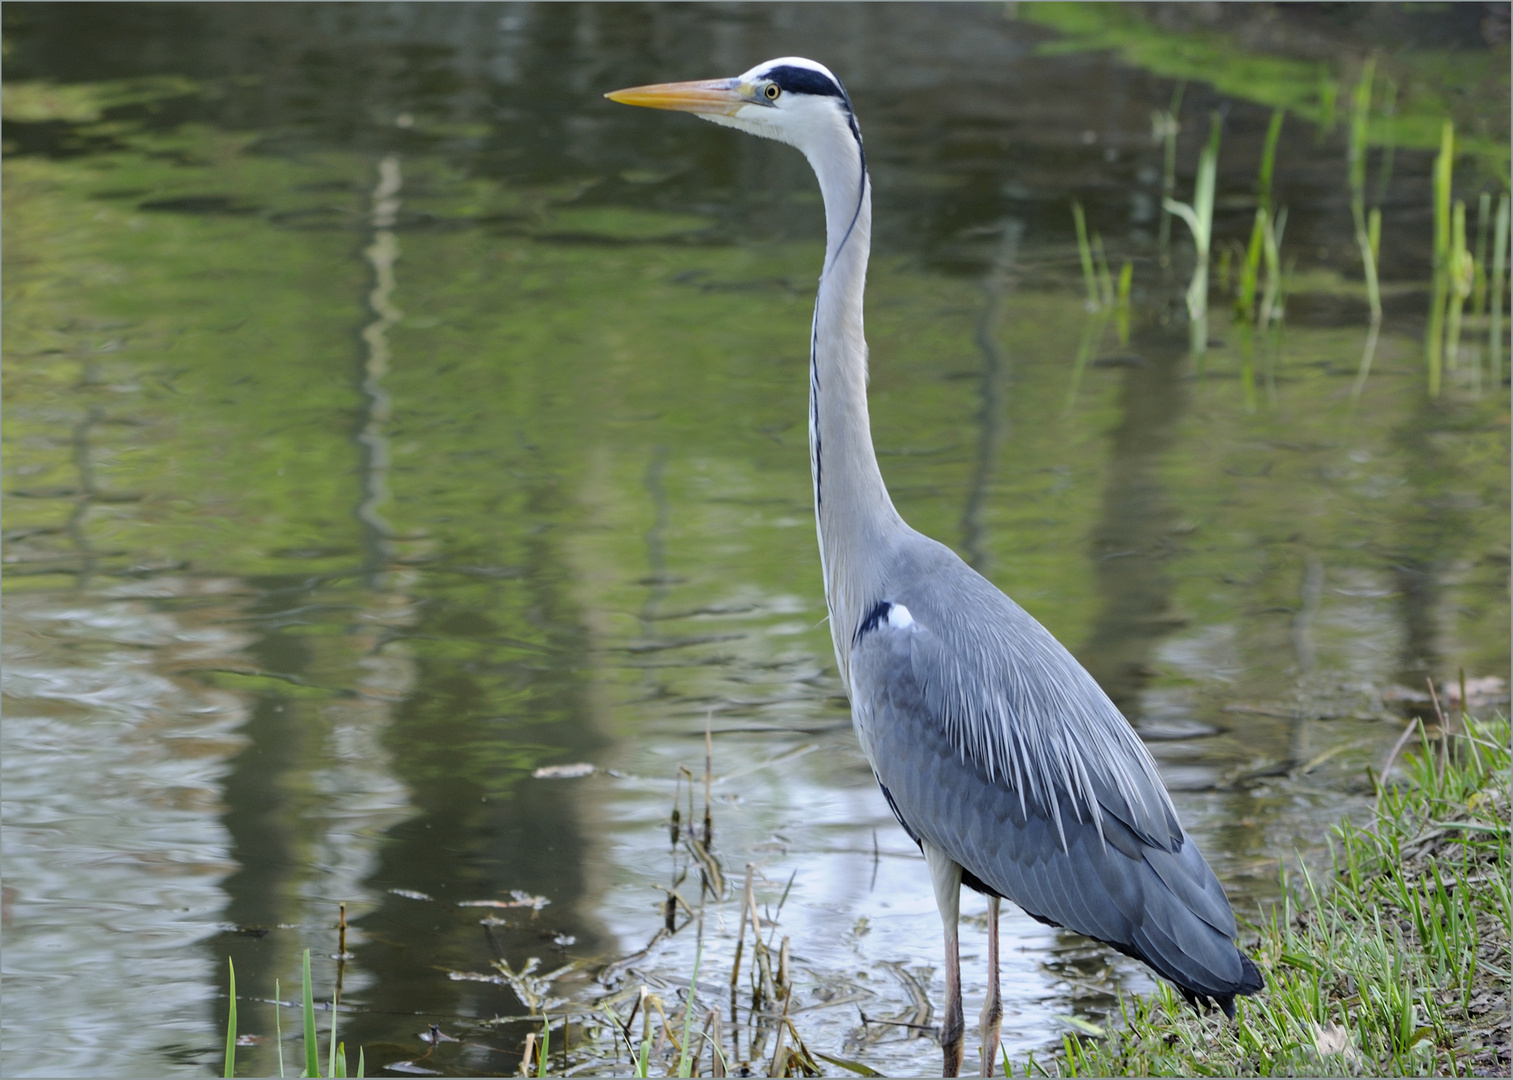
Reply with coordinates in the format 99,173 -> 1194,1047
764,83 -> 781,101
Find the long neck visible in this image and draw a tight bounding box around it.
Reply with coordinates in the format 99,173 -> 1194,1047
804,133 -> 904,689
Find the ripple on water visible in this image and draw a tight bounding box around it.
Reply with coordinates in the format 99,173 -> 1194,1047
1,588 -> 250,1077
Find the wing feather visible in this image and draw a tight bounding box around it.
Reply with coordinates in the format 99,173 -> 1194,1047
849,534 -> 1260,1005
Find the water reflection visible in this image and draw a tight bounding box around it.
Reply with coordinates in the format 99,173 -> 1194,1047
960,219 -> 1022,577
2,4 -> 1508,1076
1078,341 -> 1191,723
1,585 -> 251,1075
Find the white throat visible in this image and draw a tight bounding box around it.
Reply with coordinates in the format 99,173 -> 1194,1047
795,104 -> 904,691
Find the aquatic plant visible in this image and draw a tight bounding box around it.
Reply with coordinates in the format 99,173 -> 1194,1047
224,959 -> 237,1079
1445,200 -> 1475,384
1236,108 -> 1287,410
1164,113 -> 1221,362
1235,112 -> 1281,325
1349,58 -> 1383,325
1115,261 -> 1133,346
1348,60 -> 1386,407
1492,194 -> 1510,386
1153,81 -> 1185,269
220,948 -> 362,1078
1421,118 -> 1508,399
1427,121 -> 1454,398
1071,202 -> 1115,312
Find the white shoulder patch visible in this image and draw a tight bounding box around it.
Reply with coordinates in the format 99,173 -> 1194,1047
886,603 -> 914,630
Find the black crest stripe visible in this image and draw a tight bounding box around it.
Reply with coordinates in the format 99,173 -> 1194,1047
763,64 -> 846,98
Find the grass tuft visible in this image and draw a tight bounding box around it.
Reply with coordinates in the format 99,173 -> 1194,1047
1023,713 -> 1511,1078
220,941 -> 360,1078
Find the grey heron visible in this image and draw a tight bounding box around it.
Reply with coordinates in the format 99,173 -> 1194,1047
608,58 -> 1264,1077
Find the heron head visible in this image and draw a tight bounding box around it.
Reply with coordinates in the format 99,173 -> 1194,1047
606,57 -> 858,156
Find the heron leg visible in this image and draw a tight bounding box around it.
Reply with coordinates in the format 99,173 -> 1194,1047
979,895 -> 1002,1077
923,842 -> 965,1078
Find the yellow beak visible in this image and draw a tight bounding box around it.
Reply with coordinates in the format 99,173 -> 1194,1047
604,78 -> 747,116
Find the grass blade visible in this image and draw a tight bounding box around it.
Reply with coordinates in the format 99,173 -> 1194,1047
224,958 -> 238,1079
1116,261 -> 1133,345
1427,120 -> 1454,397
1258,107 -> 1284,215
328,975 -> 339,1080
276,978 -> 285,1079
1492,192 -> 1509,387
303,949 -> 319,1079
637,1033 -> 652,1078
1072,201 -> 1099,310
676,941 -> 705,1077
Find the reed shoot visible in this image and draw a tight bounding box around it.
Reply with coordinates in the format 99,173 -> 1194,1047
1427,120 -> 1454,397
1316,67 -> 1339,143
220,945 -> 361,1078
224,959 -> 238,1079
1445,199 -> 1473,383
275,978 -> 284,1078
1475,190 -> 1492,316
1155,80 -> 1184,269
1238,109 -> 1285,327
1116,260 -> 1133,346
1164,113 -> 1221,360
1071,201 -> 1099,310
1092,232 -> 1115,309
1373,77 -> 1398,205
1258,107 -> 1284,215
1348,59 -> 1383,326
1259,206 -> 1287,333
1346,61 -> 1386,406
303,949 -> 319,1079
1492,193 -> 1509,387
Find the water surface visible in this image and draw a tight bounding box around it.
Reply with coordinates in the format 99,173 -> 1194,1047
3,4 -> 1508,1076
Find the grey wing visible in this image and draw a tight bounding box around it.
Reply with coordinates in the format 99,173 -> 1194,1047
849,545 -> 1261,1008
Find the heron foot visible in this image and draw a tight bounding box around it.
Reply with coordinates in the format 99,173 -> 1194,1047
978,991 -> 1002,1077
941,1007 -> 965,1078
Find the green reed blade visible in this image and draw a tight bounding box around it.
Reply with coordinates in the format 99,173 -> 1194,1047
1071,201 -> 1099,309
1259,108 -> 1284,216
1116,261 -> 1132,345
225,958 -> 237,1079
676,941 -> 704,1077
1316,67 -> 1338,143
1374,78 -> 1398,204
1092,232 -> 1114,309
1434,121 -> 1454,268
1475,190 -> 1492,315
303,949 -> 319,1079
1348,57 -> 1375,199
328,976 -> 338,1080
1492,193 -> 1509,387
1447,199 -> 1470,376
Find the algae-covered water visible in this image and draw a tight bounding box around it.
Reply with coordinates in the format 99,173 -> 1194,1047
2,4 -> 1508,1076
